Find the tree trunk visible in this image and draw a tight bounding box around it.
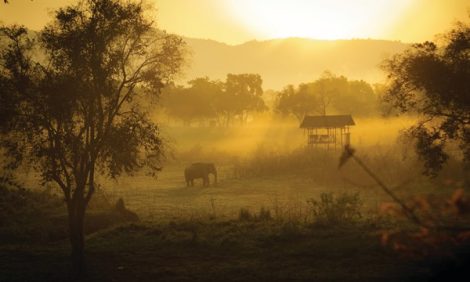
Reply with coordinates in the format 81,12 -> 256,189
67,199 -> 86,277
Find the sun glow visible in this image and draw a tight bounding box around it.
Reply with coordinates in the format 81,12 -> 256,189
225,0 -> 412,40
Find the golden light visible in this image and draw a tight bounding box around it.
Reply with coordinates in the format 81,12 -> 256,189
224,0 -> 413,40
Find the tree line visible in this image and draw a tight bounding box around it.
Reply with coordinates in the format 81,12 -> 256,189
161,74 -> 266,126
160,71 -> 385,126
275,71 -> 384,121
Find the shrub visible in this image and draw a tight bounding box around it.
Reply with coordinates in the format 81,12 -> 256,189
258,207 -> 272,221
238,208 -> 253,221
278,221 -> 302,239
307,192 -> 362,225
238,207 -> 273,222
0,181 -> 140,243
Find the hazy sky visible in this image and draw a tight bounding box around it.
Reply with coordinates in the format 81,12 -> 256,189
1,0 -> 469,44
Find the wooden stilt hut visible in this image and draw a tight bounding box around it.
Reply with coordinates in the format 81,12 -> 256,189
300,115 -> 355,150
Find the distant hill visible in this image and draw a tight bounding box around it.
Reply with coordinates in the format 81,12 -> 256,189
182,37 -> 410,90
1,30 -> 409,90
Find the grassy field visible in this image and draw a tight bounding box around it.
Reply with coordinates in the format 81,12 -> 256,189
1,159 -> 466,281
1,220 -> 439,282
101,162 -> 413,222
2,117 -> 468,281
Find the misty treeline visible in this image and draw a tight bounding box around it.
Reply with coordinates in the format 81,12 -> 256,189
276,71 -> 384,120
161,74 -> 266,126
159,72 -> 385,126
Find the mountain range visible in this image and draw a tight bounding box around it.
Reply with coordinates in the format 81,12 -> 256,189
181,37 -> 410,90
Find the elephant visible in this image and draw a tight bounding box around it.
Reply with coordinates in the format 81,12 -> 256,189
184,162 -> 217,187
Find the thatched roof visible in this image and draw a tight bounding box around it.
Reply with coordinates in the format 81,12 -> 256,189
300,115 -> 355,129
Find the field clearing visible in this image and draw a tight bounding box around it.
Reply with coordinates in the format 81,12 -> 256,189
3,119 -> 465,282
159,116 -> 417,155
16,116 -> 452,223
100,117 -> 431,222
102,162 -> 417,222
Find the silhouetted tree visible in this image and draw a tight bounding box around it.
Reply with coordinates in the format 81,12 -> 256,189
275,84 -> 317,121
161,77 -> 223,126
161,84 -> 196,125
275,72 -> 379,120
335,80 -> 378,116
0,0 -> 185,275
186,77 -> 222,123
383,20 -> 470,178
311,71 -> 346,116
225,73 -> 266,124
161,74 -> 266,126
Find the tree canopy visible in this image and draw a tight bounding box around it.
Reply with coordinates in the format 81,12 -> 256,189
161,74 -> 266,126
0,0 -> 185,274
383,20 -> 470,177
275,72 -> 379,121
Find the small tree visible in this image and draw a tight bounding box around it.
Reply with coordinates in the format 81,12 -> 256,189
225,73 -> 266,124
0,0 -> 185,275
275,84 -> 317,122
382,19 -> 470,178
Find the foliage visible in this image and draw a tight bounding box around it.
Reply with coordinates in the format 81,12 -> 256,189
161,74 -> 267,126
275,71 -> 379,120
225,73 -> 266,124
161,77 -> 223,124
307,192 -> 363,225
0,181 -> 140,244
382,19 -> 470,177
258,206 -> 273,221
0,0 -> 185,273
275,84 -> 317,121
340,145 -> 470,262
0,181 -> 63,229
379,189 -> 470,257
238,208 -> 253,221
238,207 -> 272,221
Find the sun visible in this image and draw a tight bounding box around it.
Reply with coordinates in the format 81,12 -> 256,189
224,0 -> 412,40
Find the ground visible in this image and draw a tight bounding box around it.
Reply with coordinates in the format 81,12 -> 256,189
1,221 -> 434,282
1,118 -> 465,281
1,162 -> 460,282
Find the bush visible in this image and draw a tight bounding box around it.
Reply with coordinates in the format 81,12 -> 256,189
307,192 -> 362,225
258,207 -> 272,221
238,207 -> 273,222
238,208 -> 254,221
0,181 -> 140,243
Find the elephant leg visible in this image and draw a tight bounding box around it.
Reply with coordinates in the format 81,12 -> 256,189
190,179 -> 194,186
203,176 -> 209,187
